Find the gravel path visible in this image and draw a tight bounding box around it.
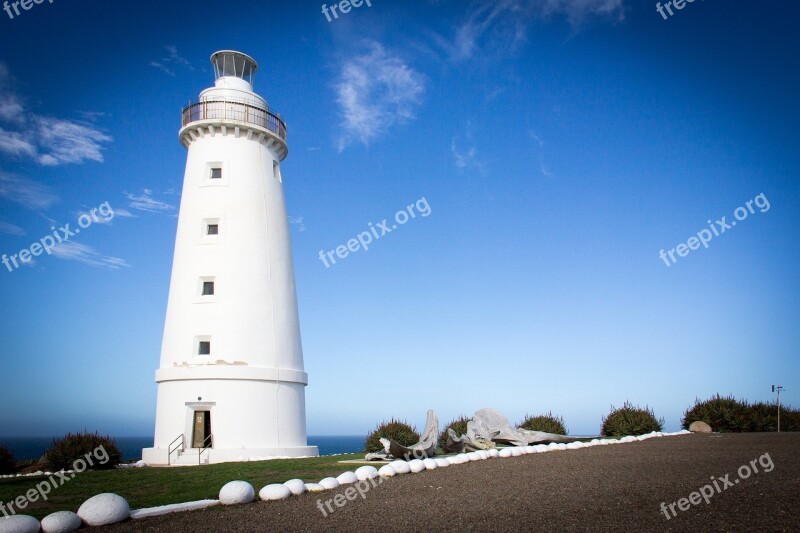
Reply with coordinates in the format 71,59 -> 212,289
96,433 -> 799,532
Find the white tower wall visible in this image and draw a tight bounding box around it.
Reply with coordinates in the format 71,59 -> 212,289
143,51 -> 317,465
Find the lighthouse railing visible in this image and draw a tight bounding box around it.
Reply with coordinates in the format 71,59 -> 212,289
181,100 -> 287,140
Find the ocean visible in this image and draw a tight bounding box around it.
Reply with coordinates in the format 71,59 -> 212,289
0,436 -> 365,462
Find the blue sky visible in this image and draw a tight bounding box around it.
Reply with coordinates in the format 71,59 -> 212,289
0,0 -> 798,439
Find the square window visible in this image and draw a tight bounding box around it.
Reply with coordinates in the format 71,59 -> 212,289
198,341 -> 211,355
210,167 -> 222,179
207,224 -> 219,235
202,281 -> 215,296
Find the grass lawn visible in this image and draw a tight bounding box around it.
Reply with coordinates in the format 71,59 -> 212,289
0,453 -> 363,520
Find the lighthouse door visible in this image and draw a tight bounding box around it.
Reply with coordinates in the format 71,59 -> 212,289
192,411 -> 211,448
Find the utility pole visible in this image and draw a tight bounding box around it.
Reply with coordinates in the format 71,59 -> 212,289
772,385 -> 784,432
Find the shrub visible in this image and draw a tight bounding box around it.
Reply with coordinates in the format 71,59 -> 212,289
746,402 -> 778,432
519,411 -> 567,435
601,401 -> 663,436
44,431 -> 121,471
364,419 -> 420,453
681,394 -> 750,432
0,445 -> 14,475
438,415 -> 470,449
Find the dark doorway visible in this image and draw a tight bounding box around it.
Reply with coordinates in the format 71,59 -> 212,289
192,410 -> 211,448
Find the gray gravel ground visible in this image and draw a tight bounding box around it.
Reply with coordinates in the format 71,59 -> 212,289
96,433 -> 799,532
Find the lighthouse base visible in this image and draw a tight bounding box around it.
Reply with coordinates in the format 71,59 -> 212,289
142,445 -> 319,466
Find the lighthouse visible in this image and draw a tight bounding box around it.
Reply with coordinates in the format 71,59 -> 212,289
142,50 -> 318,465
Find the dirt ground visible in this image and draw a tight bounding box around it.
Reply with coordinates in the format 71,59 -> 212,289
96,433 -> 799,532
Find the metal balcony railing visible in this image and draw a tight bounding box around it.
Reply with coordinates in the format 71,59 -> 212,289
181,100 -> 286,140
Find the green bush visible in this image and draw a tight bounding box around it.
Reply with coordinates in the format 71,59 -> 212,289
683,394 -> 800,432
364,419 -> 420,453
747,402 -> 778,432
519,411 -> 567,435
438,415 -> 470,449
681,394 -> 751,432
0,445 -> 15,475
44,432 -> 121,471
601,401 -> 663,436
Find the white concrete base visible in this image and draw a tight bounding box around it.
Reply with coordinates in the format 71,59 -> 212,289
142,446 -> 319,466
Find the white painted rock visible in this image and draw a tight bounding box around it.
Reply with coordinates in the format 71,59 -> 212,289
259,483 -> 291,501
422,458 -> 438,470
466,452 -> 480,461
477,450 -> 489,460
305,483 -> 325,493
336,471 -> 358,485
510,447 -> 523,457
499,448 -> 513,458
487,449 -> 500,458
284,478 -> 306,495
218,481 -> 255,505
524,446 -> 536,454
621,436 -> 636,443
689,421 -> 712,433
390,460 -> 411,474
566,442 -> 583,450
41,511 -> 81,533
408,459 -> 425,473
378,464 -> 396,477
355,465 -> 379,480
319,477 -> 340,489
532,445 -> 549,453
77,493 -> 131,526
435,458 -> 450,467
0,515 -> 40,533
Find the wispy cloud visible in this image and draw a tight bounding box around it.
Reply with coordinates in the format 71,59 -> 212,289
35,117 -> 112,166
112,208 -> 136,218
0,221 -> 24,236
288,215 -> 306,232
335,42 -> 425,151
0,174 -> 59,210
125,189 -> 175,214
51,241 -> 129,269
150,46 -> 192,76
0,63 -> 112,166
529,131 -> 553,178
432,0 -> 625,61
451,123 -> 485,171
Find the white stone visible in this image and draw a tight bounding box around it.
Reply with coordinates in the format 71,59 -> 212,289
336,471 -> 358,485
77,493 -> 131,526
283,478 -> 306,495
487,449 -> 500,458
318,477 -> 340,490
510,447 -> 523,457
219,481 -> 255,505
532,445 -> 549,453
524,446 -> 536,454
566,442 -> 583,450
422,458 -> 438,470
41,511 -> 81,533
498,448 -> 513,458
355,465 -> 379,481
378,465 -> 396,477
435,458 -> 450,467
305,483 -> 325,493
390,460 -> 411,474
0,515 -> 40,533
408,459 -> 425,473
129,500 -> 220,519
259,484 -> 291,501
477,450 -> 489,460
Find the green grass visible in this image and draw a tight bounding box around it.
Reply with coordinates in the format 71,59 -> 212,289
0,454 -> 363,520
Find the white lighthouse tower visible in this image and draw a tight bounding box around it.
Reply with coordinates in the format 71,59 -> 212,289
142,50 -> 317,465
